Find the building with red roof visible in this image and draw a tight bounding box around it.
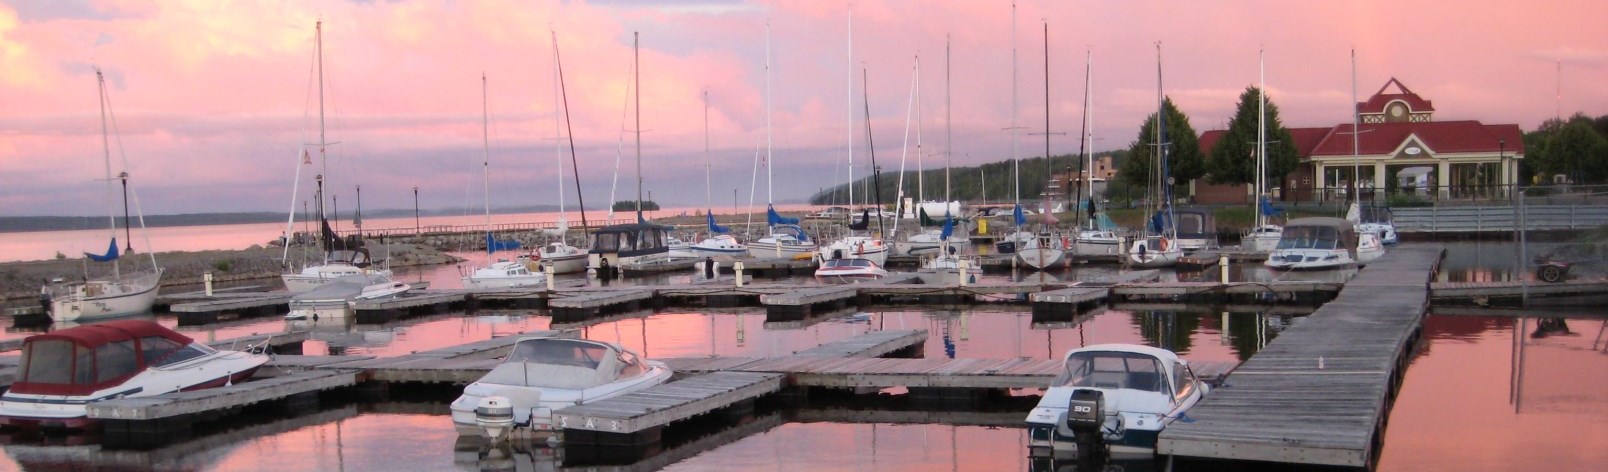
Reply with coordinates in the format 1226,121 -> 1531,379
1194,78 -> 1524,204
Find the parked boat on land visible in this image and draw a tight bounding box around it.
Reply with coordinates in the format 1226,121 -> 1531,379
450,337 -> 671,440
0,320 -> 269,431
1025,344 -> 1210,459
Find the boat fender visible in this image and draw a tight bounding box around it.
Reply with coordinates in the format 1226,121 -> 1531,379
1158,237 -> 1170,251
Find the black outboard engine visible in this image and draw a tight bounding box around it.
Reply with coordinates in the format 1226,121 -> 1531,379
1065,388 -> 1107,460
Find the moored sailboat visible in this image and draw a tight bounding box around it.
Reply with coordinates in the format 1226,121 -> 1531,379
1128,44 -> 1182,268
461,74 -> 545,290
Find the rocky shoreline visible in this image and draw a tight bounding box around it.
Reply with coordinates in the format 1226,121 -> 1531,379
0,243 -> 461,302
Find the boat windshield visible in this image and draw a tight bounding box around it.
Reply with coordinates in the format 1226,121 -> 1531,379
1276,225 -> 1340,250
593,233 -> 620,252
505,339 -> 610,369
1052,351 -> 1167,393
1359,206 -> 1392,224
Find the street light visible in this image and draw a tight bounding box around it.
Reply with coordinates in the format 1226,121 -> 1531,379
413,186 -> 420,235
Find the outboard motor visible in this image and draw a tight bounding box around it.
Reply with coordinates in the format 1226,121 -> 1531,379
1065,388 -> 1107,460
475,396 -> 515,442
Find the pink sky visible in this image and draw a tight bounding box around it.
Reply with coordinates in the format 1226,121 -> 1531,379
2,0 -> 1605,217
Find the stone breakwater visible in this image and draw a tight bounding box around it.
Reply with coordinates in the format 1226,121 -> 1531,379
0,244 -> 460,302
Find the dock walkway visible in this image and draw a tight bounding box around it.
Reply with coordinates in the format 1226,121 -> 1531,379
1158,246 -> 1444,468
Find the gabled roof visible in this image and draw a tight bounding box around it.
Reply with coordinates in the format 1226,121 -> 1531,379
1197,126 -> 1331,158
1309,121 -> 1524,156
1358,78 -> 1435,114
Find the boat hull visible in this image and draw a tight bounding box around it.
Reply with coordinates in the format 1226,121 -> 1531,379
0,353 -> 266,431
746,242 -> 816,259
1264,249 -> 1357,271
46,269 -> 163,322
539,254 -> 588,274
1018,248 -> 1066,270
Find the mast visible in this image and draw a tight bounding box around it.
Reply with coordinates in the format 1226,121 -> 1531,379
847,8 -> 854,211
97,70 -> 118,277
554,31 -> 589,232
1350,49 -> 1360,204
945,34 -> 952,209
1077,50 -> 1091,227
1010,2 -> 1020,209
704,90 -> 712,211
314,21 -> 329,261
764,21 -> 773,213
915,54 -> 924,207
480,73 -> 492,235
1257,48 -> 1267,228
553,32 -> 564,229
1157,42 -> 1176,239
865,68 -> 886,238
1042,22 -> 1051,222
634,32 -> 643,220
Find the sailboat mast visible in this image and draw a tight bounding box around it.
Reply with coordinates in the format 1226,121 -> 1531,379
945,34 -> 952,207
1351,49 -> 1360,204
865,68 -> 885,238
553,32 -> 564,226
1077,50 -> 1091,226
1010,2 -> 1020,208
705,90 -> 712,210
316,22 -> 328,218
481,73 -> 491,231
1042,22 -> 1051,218
554,32 -> 589,232
97,70 -> 118,277
634,32 -> 643,219
847,9 -> 854,210
1257,49 -> 1267,228
915,54 -> 924,206
764,22 -> 773,210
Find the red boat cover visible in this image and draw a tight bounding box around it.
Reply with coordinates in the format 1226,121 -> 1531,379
9,320 -> 195,396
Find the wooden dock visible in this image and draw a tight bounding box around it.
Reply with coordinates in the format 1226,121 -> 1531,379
1158,246 -> 1445,468
1429,279 -> 1608,306
87,369 -> 357,421
553,371 -> 784,445
549,288 -> 654,321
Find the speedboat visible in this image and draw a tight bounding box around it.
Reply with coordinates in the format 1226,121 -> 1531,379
1018,233 -> 1068,270
813,257 -> 889,282
815,236 -> 890,266
1074,229 -> 1124,258
1127,235 -> 1181,268
588,223 -> 671,269
462,255 -> 546,289
286,273 -> 410,319
1265,217 -> 1368,271
537,242 -> 588,274
690,234 -> 749,257
450,337 -> 671,439
667,236 -> 697,259
1025,344 -> 1209,459
0,320 -> 269,431
747,224 -> 817,259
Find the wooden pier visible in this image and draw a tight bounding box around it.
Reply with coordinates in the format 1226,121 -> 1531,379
1157,246 -> 1445,468
1429,279 -> 1608,307
549,288 -> 655,321
553,371 -> 784,446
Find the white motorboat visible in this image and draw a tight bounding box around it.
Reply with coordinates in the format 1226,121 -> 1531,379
1025,344 -> 1210,459
1171,208 -> 1219,251
450,337 -> 671,439
1244,224 -> 1283,253
0,320 -> 269,430
1128,235 -> 1182,268
691,234 -> 749,257
815,235 -> 890,266
1348,203 -> 1399,245
1018,232 -> 1068,270
813,257 -> 889,282
537,242 -> 588,274
901,228 -> 970,256
1074,229 -> 1124,258
44,71 -> 164,321
286,273 -> 410,320
462,256 -> 545,289
1265,217 -> 1371,271
666,236 -> 697,259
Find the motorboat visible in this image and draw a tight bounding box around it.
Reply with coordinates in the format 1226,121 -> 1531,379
1074,229 -> 1124,258
915,252 -> 980,285
1348,203 -> 1398,245
747,224 -> 817,259
667,235 -> 697,259
0,320 -> 269,430
1025,344 -> 1210,459
1018,232 -> 1068,270
1357,230 -> 1386,265
691,234 -> 749,257
286,273 -> 410,319
1265,217 -> 1369,271
462,255 -> 545,289
588,223 -> 671,269
1127,235 -> 1181,268
815,235 -> 889,266
813,257 -> 889,282
1171,208 -> 1219,251
537,242 -> 588,274
450,337 -> 671,439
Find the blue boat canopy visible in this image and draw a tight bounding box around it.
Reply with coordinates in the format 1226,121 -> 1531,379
706,212 -> 731,234
485,232 -> 522,254
766,205 -> 798,226
1013,204 -> 1026,226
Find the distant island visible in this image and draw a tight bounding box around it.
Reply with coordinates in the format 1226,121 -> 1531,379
611,200 -> 661,211
0,205 -> 568,233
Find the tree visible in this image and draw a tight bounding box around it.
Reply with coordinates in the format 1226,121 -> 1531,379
1119,97 -> 1204,199
1204,86 -> 1300,187
1542,120 -> 1608,184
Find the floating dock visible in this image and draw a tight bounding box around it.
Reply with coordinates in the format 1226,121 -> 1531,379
1158,246 -> 1445,468
1429,279 -> 1608,306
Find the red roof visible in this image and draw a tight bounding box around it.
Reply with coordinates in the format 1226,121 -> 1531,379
28,320 -> 192,349
1309,121 -> 1524,157
1357,78 -> 1435,114
1197,126 -> 1331,158
9,321 -> 195,397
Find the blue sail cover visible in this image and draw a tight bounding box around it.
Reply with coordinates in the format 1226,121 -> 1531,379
1013,204 -> 1026,226
484,232 -> 522,254
940,214 -> 955,240
1149,211 -> 1172,235
1259,196 -> 1285,217
85,238 -> 120,262
777,224 -> 810,242
766,205 -> 798,226
706,212 -> 731,234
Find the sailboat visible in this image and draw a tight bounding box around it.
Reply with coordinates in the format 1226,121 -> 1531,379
40,70 -> 164,321
1073,50 -> 1126,258
747,22 -> 817,260
815,10 -> 889,267
538,31 -> 590,274
589,32 -> 671,269
281,22 -> 395,293
461,74 -> 544,290
1016,23 -> 1067,271
691,91 -> 749,257
905,37 -> 971,257
1245,50 -> 1283,253
1128,44 -> 1183,268
995,3 -> 1032,255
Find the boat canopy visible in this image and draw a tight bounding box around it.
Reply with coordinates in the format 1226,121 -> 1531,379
1050,344 -> 1185,394
1172,208 -> 1215,240
480,338 -> 643,390
10,320 -> 214,396
85,238 -> 119,262
1277,217 -> 1359,253
588,223 -> 671,257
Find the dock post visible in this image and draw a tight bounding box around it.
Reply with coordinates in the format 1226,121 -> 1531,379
1219,254 -> 1230,282
958,260 -> 970,287
545,265 -> 555,290
734,262 -> 745,287
204,272 -> 213,297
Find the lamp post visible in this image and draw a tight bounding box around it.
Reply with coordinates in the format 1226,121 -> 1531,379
1498,138 -> 1507,198
413,186 -> 420,235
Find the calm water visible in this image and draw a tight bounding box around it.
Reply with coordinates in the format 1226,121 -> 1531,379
0,242 -> 1602,470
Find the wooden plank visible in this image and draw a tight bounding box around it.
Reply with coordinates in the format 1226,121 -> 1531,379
548,289 -> 652,309
552,372 -> 783,434
86,370 -> 358,421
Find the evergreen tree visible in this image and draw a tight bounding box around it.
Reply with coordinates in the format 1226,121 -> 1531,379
1119,97 -> 1204,198
1204,86 -> 1301,187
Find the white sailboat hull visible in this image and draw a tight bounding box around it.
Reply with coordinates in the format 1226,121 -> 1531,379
1127,239 -> 1182,268
46,269 -> 164,321
283,264 -> 393,293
